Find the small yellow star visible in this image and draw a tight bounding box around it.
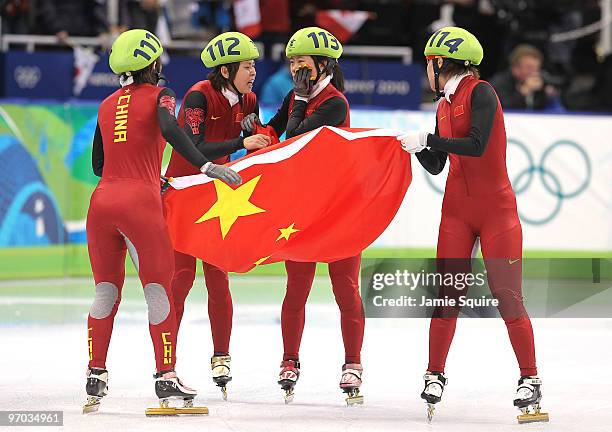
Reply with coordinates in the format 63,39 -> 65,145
195,175 -> 265,239
276,223 -> 300,241
124,88 -> 130,93
254,256 -> 271,266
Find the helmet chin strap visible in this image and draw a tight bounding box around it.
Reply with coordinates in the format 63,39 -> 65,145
220,65 -> 244,104
432,58 -> 445,101
311,56 -> 336,85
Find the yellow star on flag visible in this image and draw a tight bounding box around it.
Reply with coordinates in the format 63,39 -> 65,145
254,255 -> 271,266
195,175 -> 265,239
277,223 -> 300,241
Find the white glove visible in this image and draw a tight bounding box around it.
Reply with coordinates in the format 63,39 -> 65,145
200,162 -> 242,186
397,131 -> 428,153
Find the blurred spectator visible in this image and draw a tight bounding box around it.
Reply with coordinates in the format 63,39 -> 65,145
257,0 -> 291,56
490,44 -> 554,110
36,0 -> 108,42
194,0 -> 230,34
121,0 -> 160,32
1,0 -> 33,34
260,63 -> 293,106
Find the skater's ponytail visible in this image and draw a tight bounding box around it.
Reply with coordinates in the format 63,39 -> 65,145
330,61 -> 345,93
312,56 -> 345,93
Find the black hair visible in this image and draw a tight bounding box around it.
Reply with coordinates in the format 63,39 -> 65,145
122,60 -> 162,85
441,59 -> 480,80
312,55 -> 345,92
207,63 -> 240,92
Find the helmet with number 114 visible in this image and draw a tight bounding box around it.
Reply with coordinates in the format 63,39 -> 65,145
424,26 -> 483,99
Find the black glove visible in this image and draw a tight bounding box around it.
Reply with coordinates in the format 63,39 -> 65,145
160,175 -> 172,194
293,66 -> 314,98
202,163 -> 242,186
240,113 -> 261,133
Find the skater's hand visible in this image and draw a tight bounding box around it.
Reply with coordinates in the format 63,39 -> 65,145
398,131 -> 428,153
243,134 -> 271,150
240,113 -> 261,133
293,66 -> 314,99
201,162 -> 242,186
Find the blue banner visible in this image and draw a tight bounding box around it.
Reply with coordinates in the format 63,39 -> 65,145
1,51 -> 422,109
3,52 -> 74,99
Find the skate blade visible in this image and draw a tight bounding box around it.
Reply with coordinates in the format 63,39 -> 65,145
283,390 -> 295,404
346,394 -> 364,406
517,411 -> 549,424
426,403 -> 436,423
82,402 -> 100,414
145,406 -> 209,416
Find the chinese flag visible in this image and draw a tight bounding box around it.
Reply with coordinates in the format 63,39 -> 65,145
315,10 -> 372,43
164,127 -> 410,273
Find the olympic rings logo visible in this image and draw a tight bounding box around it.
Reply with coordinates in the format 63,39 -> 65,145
423,139 -> 591,225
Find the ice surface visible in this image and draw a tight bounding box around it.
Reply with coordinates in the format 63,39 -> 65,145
2,285 -> 611,431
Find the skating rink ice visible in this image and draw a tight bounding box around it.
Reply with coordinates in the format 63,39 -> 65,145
1,276 -> 611,432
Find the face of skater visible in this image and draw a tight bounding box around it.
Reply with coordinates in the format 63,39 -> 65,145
288,55 -> 326,82
426,57 -> 449,92
221,60 -> 256,94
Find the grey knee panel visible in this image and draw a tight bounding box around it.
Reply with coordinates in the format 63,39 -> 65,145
144,283 -> 170,325
90,282 -> 119,319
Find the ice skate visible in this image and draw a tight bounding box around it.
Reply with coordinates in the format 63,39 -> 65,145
145,370 -> 208,416
278,360 -> 300,404
83,368 -> 108,414
339,363 -> 363,406
211,354 -> 232,400
514,376 -> 549,424
421,371 -> 447,422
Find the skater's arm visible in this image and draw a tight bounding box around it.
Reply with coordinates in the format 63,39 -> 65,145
425,83 -> 497,157
416,122 -> 447,175
156,88 -> 210,168
264,92 -> 292,137
286,96 -> 347,138
181,90 -> 245,160
92,121 -> 104,177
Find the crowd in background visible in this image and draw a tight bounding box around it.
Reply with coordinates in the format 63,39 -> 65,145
1,0 -> 611,112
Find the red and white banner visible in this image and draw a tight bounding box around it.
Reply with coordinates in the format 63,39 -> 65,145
315,10 -> 372,43
233,0 -> 262,39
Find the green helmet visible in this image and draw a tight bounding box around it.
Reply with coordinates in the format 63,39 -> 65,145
424,26 -> 483,66
201,32 -> 260,68
285,27 -> 343,59
109,29 -> 163,75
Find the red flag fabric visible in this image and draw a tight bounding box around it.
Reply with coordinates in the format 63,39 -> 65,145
163,127 -> 411,273
315,10 -> 371,43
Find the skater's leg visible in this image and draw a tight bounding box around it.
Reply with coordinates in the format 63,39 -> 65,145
121,210 -> 177,373
481,222 -> 537,377
281,261 -> 316,361
171,251 -> 196,332
86,214 -> 126,370
203,261 -> 232,398
328,254 -> 364,364
202,261 -> 232,355
429,215 -> 476,373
